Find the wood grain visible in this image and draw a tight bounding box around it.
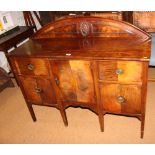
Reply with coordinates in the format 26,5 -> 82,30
14,58 -> 49,76
33,16 -> 150,40
19,76 -> 42,104
19,76 -> 57,106
98,61 -> 142,83
100,84 -> 141,114
51,60 -> 95,104
37,78 -> 57,105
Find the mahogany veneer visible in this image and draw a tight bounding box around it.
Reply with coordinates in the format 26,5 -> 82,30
7,16 -> 151,138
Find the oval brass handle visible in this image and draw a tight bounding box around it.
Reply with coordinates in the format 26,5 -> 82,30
27,64 -> 34,71
116,68 -> 124,75
117,96 -> 125,103
55,77 -> 60,86
35,87 -> 42,93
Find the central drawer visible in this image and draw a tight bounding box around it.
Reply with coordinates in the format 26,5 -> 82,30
14,58 -> 49,76
98,60 -> 142,83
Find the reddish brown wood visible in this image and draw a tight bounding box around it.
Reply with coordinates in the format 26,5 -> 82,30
19,76 -> 42,104
98,61 -> 143,83
14,58 -> 49,76
59,101 -> 68,126
19,76 -> 57,106
7,38 -> 151,62
51,60 -> 95,104
8,58 -> 37,121
92,61 -> 104,132
140,62 -> 149,138
100,84 -> 141,114
47,60 -> 68,126
32,16 -> 150,40
7,16 -> 151,138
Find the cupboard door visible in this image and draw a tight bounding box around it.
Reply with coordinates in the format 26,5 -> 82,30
19,77 -> 56,105
51,60 -> 95,104
100,84 -> 141,114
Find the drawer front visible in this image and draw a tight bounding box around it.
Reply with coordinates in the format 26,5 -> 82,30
37,78 -> 57,105
98,61 -> 142,83
100,84 -> 141,114
19,76 -> 42,104
19,76 -> 57,105
14,58 -> 49,76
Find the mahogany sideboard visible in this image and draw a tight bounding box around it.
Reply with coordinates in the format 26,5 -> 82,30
7,16 -> 151,138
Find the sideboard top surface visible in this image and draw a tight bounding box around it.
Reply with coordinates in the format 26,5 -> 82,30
8,16 -> 151,61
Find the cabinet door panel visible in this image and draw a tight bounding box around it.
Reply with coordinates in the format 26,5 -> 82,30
52,61 -> 77,101
70,60 -> 95,103
51,60 -> 95,104
100,84 -> 141,114
19,76 -> 42,104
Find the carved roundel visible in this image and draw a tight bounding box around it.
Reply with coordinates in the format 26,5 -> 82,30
80,21 -> 91,37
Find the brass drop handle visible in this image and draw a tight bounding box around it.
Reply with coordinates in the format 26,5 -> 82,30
55,77 -> 60,86
35,87 -> 42,93
116,68 -> 124,75
117,96 -> 125,103
27,64 -> 34,71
